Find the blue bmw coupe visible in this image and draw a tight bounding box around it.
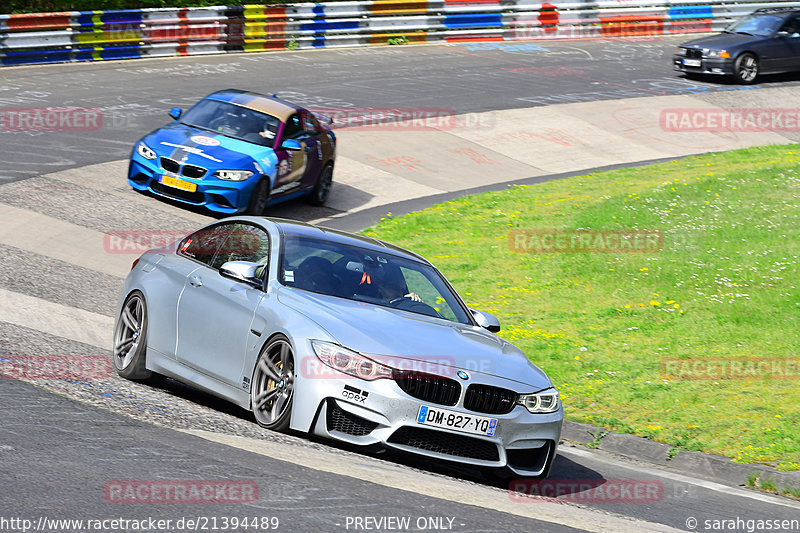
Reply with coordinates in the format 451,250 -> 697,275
128,89 -> 336,215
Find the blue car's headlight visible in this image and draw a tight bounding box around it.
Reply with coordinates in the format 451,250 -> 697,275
137,142 -> 156,160
517,389 -> 560,413
214,170 -> 254,181
311,340 -> 393,381
675,47 -> 687,56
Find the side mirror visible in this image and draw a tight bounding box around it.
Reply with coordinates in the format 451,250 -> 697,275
169,107 -> 182,120
220,261 -> 263,288
281,139 -> 302,151
471,308 -> 501,333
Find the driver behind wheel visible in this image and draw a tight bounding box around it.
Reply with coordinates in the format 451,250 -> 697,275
375,262 -> 423,303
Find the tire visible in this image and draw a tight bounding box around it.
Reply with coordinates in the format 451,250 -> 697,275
245,179 -> 269,215
307,164 -> 333,206
733,53 -> 758,84
113,291 -> 155,381
251,335 -> 295,431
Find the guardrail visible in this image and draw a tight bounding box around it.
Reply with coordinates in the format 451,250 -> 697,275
1,1 -> 798,67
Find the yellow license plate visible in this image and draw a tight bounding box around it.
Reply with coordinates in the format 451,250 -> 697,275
161,174 -> 197,192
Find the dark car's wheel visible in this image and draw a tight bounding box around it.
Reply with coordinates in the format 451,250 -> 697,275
251,335 -> 295,431
734,53 -> 758,84
113,291 -> 155,381
307,164 -> 333,206
245,179 -> 269,215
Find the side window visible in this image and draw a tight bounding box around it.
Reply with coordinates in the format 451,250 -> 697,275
209,223 -> 271,271
782,16 -> 800,36
302,111 -> 321,134
178,225 -> 233,266
283,113 -> 304,140
209,224 -> 269,275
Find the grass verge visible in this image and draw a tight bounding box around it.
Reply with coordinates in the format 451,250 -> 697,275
364,144 -> 800,469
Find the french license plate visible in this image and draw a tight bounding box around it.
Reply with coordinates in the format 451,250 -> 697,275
161,174 -> 197,192
683,59 -> 701,67
417,405 -> 497,436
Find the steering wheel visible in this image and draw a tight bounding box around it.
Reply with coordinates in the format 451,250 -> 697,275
209,115 -> 238,135
388,298 -> 443,318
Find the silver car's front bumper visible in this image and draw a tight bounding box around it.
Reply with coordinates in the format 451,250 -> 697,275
291,345 -> 562,477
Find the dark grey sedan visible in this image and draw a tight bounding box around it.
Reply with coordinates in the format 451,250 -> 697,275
674,7 -> 800,83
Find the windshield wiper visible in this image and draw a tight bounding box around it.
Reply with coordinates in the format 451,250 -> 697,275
735,31 -> 754,36
179,121 -> 212,132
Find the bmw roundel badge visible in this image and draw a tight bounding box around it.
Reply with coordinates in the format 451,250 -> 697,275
457,370 -> 470,380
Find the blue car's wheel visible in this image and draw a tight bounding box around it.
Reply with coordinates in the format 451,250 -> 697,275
246,179 -> 269,215
308,164 -> 333,206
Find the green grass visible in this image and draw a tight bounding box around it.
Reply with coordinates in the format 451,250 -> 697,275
364,144 -> 800,469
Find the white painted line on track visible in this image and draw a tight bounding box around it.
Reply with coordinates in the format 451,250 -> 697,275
561,446 -> 800,511
0,287 -> 113,349
182,429 -> 684,533
0,203 -> 133,278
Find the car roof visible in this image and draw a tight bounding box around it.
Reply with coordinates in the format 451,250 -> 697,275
753,7 -> 799,15
205,89 -> 301,122
235,216 -> 430,264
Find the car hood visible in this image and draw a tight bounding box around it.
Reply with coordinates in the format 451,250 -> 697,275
680,32 -> 762,50
142,122 -> 276,173
278,287 -> 553,390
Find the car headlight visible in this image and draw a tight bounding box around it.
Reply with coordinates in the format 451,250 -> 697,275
675,47 -> 687,56
137,142 -> 156,160
311,341 -> 393,381
517,389 -> 560,414
706,49 -> 730,59
214,170 -> 254,181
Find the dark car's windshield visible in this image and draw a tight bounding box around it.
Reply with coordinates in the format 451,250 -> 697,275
725,14 -> 783,36
180,99 -> 282,148
280,236 -> 472,325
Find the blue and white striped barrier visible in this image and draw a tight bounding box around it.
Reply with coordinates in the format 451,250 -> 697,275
2,0 -> 799,67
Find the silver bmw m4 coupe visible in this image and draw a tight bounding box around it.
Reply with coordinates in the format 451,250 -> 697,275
113,217 -> 563,478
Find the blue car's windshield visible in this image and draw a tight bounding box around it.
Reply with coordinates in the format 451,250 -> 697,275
280,236 -> 472,325
179,99 -> 282,148
725,14 -> 782,36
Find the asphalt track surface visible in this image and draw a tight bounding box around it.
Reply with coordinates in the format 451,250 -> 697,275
3,36 -> 800,183
2,37 -> 800,533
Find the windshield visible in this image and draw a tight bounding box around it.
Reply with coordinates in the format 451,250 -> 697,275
179,99 -> 282,148
280,236 -> 472,325
725,14 -> 782,36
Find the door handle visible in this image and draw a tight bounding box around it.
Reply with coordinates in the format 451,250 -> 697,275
189,275 -> 203,287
